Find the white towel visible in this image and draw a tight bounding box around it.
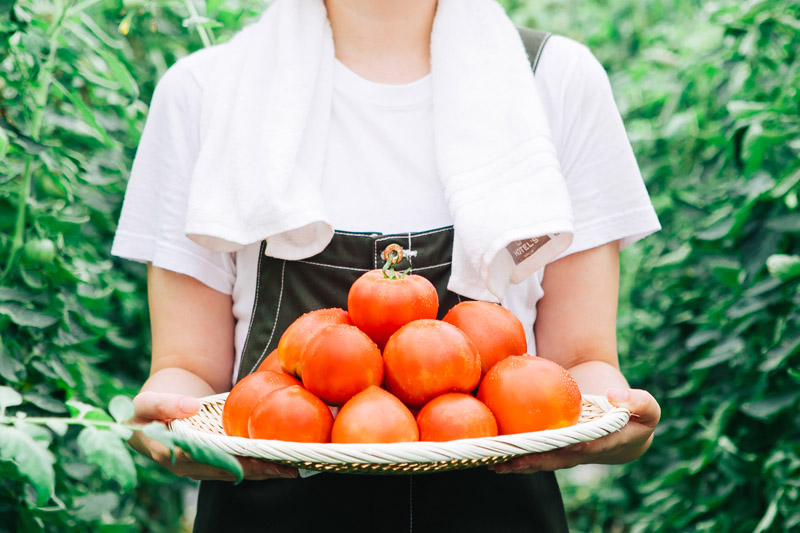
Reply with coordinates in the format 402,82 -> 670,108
185,0 -> 574,302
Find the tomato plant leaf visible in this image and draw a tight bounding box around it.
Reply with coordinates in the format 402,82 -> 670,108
142,423 -> 242,482
0,342 -> 26,383
0,426 -> 55,506
0,303 -> 59,328
66,399 -> 112,421
0,287 -> 49,305
44,421 -> 68,437
95,48 -> 139,100
0,125 -> 8,162
23,392 -> 69,414
0,386 -> 23,410
73,492 -> 121,522
172,433 -> 244,483
48,76 -> 117,147
740,392 -> 800,421
766,255 -> 800,281
109,395 -> 135,423
76,427 -> 137,491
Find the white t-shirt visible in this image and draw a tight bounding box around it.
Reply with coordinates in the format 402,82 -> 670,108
112,35 -> 660,382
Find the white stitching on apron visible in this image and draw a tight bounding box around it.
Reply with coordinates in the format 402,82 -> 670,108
239,241 -> 266,370
295,259 -> 452,272
332,230 -> 382,237
409,476 -> 413,532
247,259 -> 286,375
375,226 -> 452,240
295,260 -> 371,272
412,261 -> 452,271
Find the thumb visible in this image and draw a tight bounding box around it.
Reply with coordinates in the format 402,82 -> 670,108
131,391 -> 202,424
605,388 -> 661,428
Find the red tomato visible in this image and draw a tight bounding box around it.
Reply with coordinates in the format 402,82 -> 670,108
442,301 -> 527,378
416,393 -> 498,442
382,319 -> 481,408
477,355 -> 582,435
256,349 -> 282,373
221,371 -> 301,437
301,324 -> 384,406
248,385 -> 334,443
277,308 -> 352,378
347,269 -> 438,349
331,386 -> 419,444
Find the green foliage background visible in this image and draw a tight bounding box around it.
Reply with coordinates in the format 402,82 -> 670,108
0,0 -> 798,531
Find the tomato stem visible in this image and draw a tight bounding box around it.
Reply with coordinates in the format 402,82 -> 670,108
381,252 -> 410,279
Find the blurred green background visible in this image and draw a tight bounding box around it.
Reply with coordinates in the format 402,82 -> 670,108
0,0 -> 798,531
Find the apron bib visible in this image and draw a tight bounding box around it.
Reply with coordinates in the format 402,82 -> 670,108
194,228 -> 568,533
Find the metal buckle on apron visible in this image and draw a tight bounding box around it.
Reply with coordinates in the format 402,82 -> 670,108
382,243 -> 404,264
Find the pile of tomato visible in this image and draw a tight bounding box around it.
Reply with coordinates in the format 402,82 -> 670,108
222,267 -> 582,444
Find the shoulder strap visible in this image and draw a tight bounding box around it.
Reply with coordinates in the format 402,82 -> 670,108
517,28 -> 552,74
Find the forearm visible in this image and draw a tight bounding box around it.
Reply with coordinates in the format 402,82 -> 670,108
141,367 -> 221,398
566,359 -> 629,396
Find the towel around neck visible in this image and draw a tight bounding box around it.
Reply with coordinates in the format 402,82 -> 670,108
184,0 -> 574,302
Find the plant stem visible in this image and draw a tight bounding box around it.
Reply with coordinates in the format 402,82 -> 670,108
66,0 -> 103,17
0,157 -> 33,280
0,415 -> 134,431
183,0 -> 213,48
0,0 -> 72,281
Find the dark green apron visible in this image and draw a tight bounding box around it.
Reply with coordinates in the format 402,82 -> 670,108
194,228 -> 569,532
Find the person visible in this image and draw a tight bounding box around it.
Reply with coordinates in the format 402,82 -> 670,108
113,0 -> 662,530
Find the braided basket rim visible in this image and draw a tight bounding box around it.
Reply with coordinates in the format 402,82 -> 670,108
168,393 -> 630,474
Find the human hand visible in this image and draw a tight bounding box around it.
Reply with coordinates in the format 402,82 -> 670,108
490,388 -> 660,474
129,391 -> 298,481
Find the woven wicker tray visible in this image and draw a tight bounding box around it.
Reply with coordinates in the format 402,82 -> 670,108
169,393 -> 629,475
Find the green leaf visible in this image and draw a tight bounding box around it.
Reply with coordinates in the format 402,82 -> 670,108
77,427 -> 137,490
0,342 -> 26,383
67,399 -> 113,421
689,337 -> 744,370
753,489 -> 782,533
653,243 -> 691,268
0,302 -> 59,328
96,521 -> 138,533
0,287 -> 49,305
15,421 -> 52,446
0,426 -> 55,505
141,423 -> 242,482
0,126 -> 8,162
96,48 -> 139,100
759,336 -> 800,372
173,433 -> 243,483
44,421 -> 68,437
48,76 -> 118,147
206,0 -> 226,15
23,392 -> 68,414
770,168 -> 800,198
696,218 -> 734,241
109,395 -> 135,423
685,330 -> 721,351
740,392 -> 800,420
73,492 -> 121,522
766,254 -> 800,281
142,422 -> 176,462
0,386 -> 23,409
765,213 -> 800,233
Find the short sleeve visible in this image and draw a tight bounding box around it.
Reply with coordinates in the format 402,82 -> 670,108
111,58 -> 236,294
535,36 -> 661,255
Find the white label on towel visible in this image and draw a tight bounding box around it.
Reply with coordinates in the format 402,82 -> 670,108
506,234 -> 559,265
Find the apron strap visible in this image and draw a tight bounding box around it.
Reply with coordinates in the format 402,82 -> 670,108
517,28 -> 553,74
